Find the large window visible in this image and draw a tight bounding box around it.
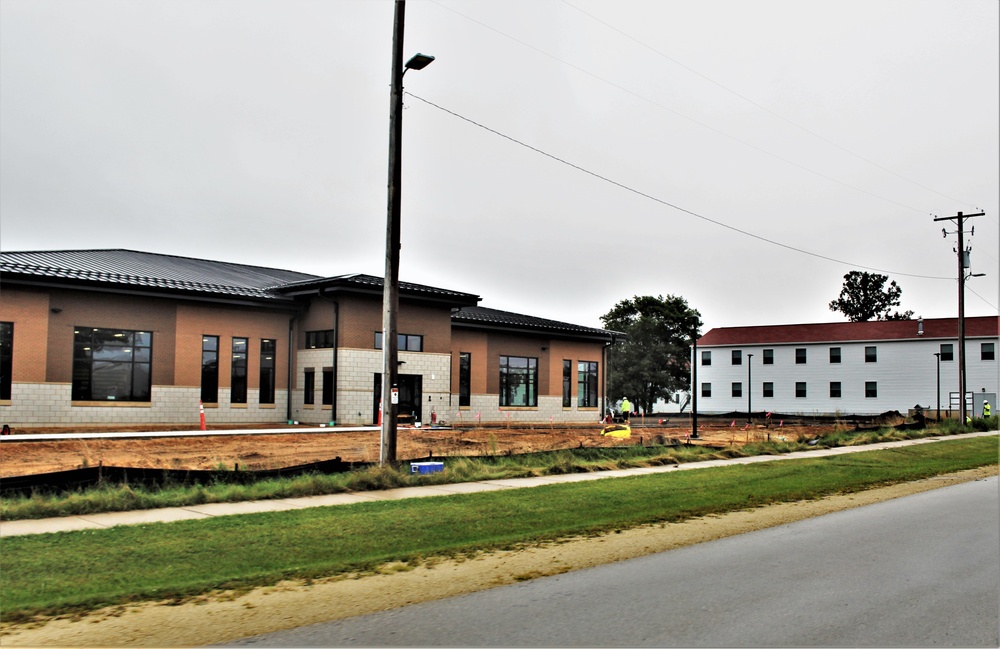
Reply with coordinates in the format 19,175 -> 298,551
499,355 -> 537,407
940,343 -> 953,361
73,327 -> 152,402
231,338 -> 248,404
0,322 -> 12,400
578,361 -> 598,408
562,360 -> 571,407
201,335 -> 219,403
982,343 -> 995,361
459,352 -> 472,407
374,332 -> 423,352
259,339 -> 276,404
305,330 -> 334,349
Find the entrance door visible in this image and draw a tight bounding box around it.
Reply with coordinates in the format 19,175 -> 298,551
372,374 -> 423,424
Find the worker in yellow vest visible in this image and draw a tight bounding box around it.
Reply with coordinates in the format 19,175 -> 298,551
620,397 -> 632,423
984,400 -> 991,417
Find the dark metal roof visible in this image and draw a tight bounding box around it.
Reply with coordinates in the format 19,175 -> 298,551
0,249 -> 318,301
0,249 -> 480,307
452,306 -> 620,341
276,273 -> 480,306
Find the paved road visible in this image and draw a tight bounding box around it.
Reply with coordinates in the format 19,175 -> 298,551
226,475 -> 1000,648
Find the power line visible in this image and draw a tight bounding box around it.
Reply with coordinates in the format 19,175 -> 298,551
427,0 -> 930,216
559,0 -> 978,211
406,92 -> 952,281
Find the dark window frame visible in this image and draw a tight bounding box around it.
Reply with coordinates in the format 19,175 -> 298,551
72,326 -> 152,402
459,352 -> 472,407
701,351 -> 711,366
762,349 -> 773,365
732,350 -> 742,365
577,361 -> 598,408
562,359 -> 571,408
795,382 -> 807,398
731,382 -> 742,398
762,382 -> 773,398
865,346 -> 877,363
701,382 -> 712,398
796,348 -> 807,364
231,337 -> 248,404
305,330 -> 334,349
499,355 -> 538,407
374,332 -> 423,352
0,322 -> 13,400
865,381 -> 878,398
259,339 -> 276,405
830,381 -> 842,398
829,347 -> 841,364
982,343 -> 995,361
303,368 -> 315,405
940,343 -> 954,361
201,335 -> 219,403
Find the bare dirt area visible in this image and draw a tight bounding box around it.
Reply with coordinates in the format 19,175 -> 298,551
0,421 -> 828,478
3,465 -> 995,648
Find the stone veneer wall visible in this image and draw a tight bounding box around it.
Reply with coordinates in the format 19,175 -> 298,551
446,395 -> 601,426
2,383 -> 287,427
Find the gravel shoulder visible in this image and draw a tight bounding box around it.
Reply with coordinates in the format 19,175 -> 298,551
3,464 -> 995,648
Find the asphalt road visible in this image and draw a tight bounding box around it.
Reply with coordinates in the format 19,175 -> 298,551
225,476 -> 1000,648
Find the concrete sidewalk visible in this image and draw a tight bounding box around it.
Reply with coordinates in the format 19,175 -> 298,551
2,431 -> 996,538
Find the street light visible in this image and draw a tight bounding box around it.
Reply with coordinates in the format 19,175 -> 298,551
746,353 -> 753,424
381,0 -> 433,466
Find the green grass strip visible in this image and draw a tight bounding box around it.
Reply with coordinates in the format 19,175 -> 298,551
1,436 -> 996,622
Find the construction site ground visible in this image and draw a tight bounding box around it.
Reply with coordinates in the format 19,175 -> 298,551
0,420 -> 835,478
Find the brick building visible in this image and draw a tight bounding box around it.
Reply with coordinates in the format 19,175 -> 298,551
0,250 -> 620,428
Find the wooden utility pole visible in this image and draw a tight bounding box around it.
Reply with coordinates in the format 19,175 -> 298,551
933,211 -> 984,424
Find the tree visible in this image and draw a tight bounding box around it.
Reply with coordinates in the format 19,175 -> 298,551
601,295 -> 702,415
828,271 -> 915,322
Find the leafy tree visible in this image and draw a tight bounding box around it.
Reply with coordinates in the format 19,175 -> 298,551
828,271 -> 915,322
601,295 -> 702,415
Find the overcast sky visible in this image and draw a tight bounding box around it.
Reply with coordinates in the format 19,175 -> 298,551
1,0 -> 997,332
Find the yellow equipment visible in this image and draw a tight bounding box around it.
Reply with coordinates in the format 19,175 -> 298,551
601,424 -> 631,439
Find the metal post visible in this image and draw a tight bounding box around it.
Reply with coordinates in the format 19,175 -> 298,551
691,336 -> 699,438
381,0 -> 406,466
934,352 -> 941,419
747,353 -> 753,424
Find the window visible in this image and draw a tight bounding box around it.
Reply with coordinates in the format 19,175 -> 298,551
322,368 -> 333,406
72,327 -> 152,402
732,350 -> 742,365
829,347 -> 841,364
796,348 -> 807,364
701,351 -> 711,366
982,343 -> 996,361
732,382 -> 742,398
701,382 -> 712,398
305,330 -> 334,349
830,382 -> 841,398
459,353 -> 471,407
865,346 -> 877,363
374,332 -> 423,352
231,337 -> 248,404
865,381 -> 878,398
259,339 -> 276,404
763,349 -> 773,365
303,369 -> 315,405
562,360 -> 571,407
795,382 -> 807,398
940,343 -> 953,361
198,335 -> 219,403
763,382 -> 773,398
499,356 -> 537,407
578,361 -> 598,408
0,322 -> 12,400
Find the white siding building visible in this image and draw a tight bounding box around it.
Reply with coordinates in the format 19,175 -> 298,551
694,316 -> 998,417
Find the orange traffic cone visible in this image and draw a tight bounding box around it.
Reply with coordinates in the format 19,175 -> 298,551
199,401 -> 206,431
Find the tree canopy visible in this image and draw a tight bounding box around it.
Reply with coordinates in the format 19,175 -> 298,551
828,271 -> 915,322
601,295 -> 702,415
